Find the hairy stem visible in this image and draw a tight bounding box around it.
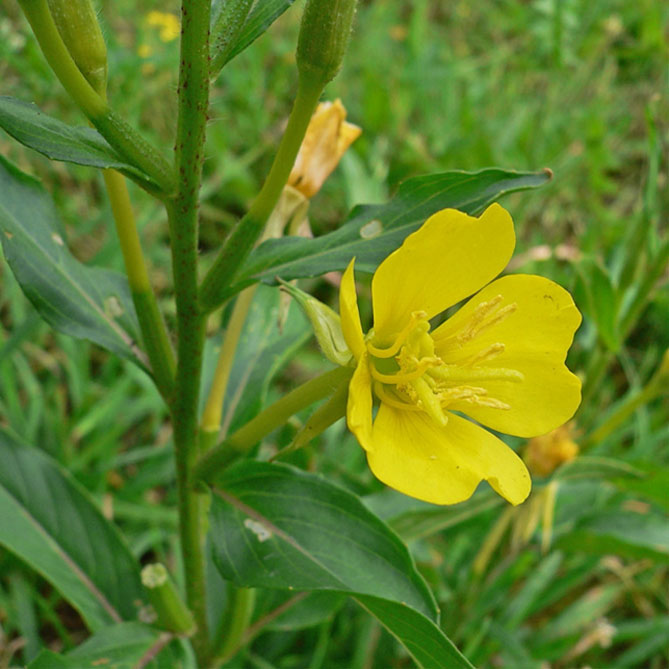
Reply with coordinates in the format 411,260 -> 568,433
169,0 -> 211,661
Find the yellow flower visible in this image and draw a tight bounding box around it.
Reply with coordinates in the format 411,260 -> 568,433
288,99 -> 361,198
146,11 -> 180,43
525,423 -> 579,477
339,204 -> 582,506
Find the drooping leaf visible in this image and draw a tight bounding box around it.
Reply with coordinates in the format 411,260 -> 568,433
210,0 -> 297,72
201,285 -> 310,435
0,97 -> 158,189
357,596 -> 475,669
0,156 -> 146,368
0,429 -> 145,630
209,460 -> 473,668
228,168 -> 551,296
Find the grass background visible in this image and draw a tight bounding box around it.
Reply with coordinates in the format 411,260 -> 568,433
0,0 -> 667,666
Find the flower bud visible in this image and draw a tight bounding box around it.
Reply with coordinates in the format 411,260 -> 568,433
278,280 -> 352,366
47,0 -> 108,96
141,563 -> 195,635
296,0 -> 358,87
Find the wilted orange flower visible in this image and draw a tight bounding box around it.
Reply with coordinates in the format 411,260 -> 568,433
288,100 -> 361,198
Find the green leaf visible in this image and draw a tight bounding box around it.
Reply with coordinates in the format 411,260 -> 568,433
0,156 -> 146,367
209,460 -> 473,668
0,97 -> 158,190
201,285 -> 310,434
557,511 -> 669,564
67,623 -> 195,669
365,488 -> 502,541
259,590 -> 345,631
613,464 -> 669,511
211,0 -> 296,70
554,456 -> 645,482
0,429 -> 145,631
575,257 -> 620,352
357,596 -> 474,669
29,623 -> 196,669
230,168 -> 551,294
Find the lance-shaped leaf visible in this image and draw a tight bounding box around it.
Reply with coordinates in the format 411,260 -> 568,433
210,0 -> 297,73
0,156 -> 146,367
228,168 -> 551,295
209,460 -> 473,668
0,97 -> 158,190
0,430 -> 145,630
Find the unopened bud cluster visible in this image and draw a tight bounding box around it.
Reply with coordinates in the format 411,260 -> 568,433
297,0 -> 358,87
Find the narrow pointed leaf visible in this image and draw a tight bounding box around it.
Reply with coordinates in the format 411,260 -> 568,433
0,97 -> 158,189
209,460 -> 472,668
210,0 -> 297,71
229,168 -> 551,295
0,156 -> 146,367
0,430 -> 145,630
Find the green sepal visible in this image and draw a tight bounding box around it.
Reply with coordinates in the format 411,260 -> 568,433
278,279 -> 352,366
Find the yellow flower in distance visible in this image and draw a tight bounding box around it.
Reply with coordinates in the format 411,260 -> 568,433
146,11 -> 180,43
288,100 -> 361,198
525,423 -> 579,477
340,204 -> 582,506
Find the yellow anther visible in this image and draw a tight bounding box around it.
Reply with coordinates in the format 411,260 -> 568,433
428,365 -> 524,384
373,383 -> 422,411
461,342 -> 505,365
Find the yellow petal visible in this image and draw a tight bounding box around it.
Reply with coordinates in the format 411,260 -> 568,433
372,204 -> 515,338
367,405 -> 531,505
434,274 -> 582,437
346,352 -> 374,451
339,258 -> 365,360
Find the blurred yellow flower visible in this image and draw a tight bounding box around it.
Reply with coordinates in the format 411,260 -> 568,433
525,423 -> 579,477
288,99 -> 361,198
340,204 -> 582,505
146,11 -> 180,43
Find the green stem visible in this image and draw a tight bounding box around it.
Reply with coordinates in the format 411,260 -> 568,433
199,77 -> 324,313
102,170 -> 175,399
212,586 -> 256,663
195,366 -> 353,484
18,0 -> 175,195
201,285 -> 258,439
168,0 -> 211,662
